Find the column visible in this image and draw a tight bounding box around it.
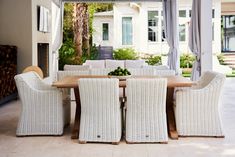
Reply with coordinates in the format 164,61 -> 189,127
200,0 -> 213,73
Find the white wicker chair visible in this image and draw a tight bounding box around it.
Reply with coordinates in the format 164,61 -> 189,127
14,72 -> 64,136
128,68 -> 155,76
78,78 -> 122,143
175,71 -> 226,137
90,68 -> 114,75
57,70 -> 90,125
155,70 -> 175,76
57,70 -> 90,80
126,78 -> 168,143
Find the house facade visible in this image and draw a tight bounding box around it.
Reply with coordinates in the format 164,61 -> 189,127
93,0 -> 221,56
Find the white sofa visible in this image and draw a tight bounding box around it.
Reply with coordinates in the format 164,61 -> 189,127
83,60 -> 148,69
82,60 -> 175,75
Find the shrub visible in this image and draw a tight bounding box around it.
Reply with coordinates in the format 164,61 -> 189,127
145,55 -> 162,65
59,38 -> 76,70
113,48 -> 137,60
180,53 -> 196,68
81,44 -> 99,63
217,54 -> 225,65
59,41 -> 98,70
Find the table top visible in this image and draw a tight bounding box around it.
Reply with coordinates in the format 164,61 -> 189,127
52,75 -> 196,88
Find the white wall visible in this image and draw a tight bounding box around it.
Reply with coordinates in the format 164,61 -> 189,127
0,0 -> 53,80
93,16 -> 114,47
0,0 -> 32,73
31,0 -> 52,80
93,0 -> 222,56
113,3 -> 140,51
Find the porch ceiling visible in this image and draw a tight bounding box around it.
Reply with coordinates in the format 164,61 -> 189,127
62,0 -> 162,2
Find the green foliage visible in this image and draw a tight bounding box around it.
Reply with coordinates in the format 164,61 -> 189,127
217,54 -> 225,65
59,3 -> 113,70
81,44 -> 99,63
145,55 -> 162,65
59,3 -> 75,70
59,38 -> 76,70
113,48 -> 138,60
59,43 -> 98,70
63,3 -> 74,40
180,53 -> 196,68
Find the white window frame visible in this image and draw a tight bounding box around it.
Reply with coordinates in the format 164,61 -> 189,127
121,16 -> 134,46
147,10 -> 159,44
102,22 -> 109,41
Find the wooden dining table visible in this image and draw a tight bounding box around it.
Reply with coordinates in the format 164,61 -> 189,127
52,75 -> 195,140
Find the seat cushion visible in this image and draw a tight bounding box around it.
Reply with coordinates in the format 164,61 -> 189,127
64,65 -> 90,71
105,60 -> 125,69
84,60 -> 105,68
125,60 -> 146,68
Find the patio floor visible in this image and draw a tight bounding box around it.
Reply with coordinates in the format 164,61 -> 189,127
0,78 -> 235,157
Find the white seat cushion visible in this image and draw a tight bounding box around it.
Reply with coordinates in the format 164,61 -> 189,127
84,60 -> 105,68
105,60 -> 125,69
64,65 -> 90,71
125,60 -> 146,68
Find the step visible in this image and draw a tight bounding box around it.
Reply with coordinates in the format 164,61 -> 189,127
223,59 -> 235,62
224,62 -> 235,65
223,56 -> 235,59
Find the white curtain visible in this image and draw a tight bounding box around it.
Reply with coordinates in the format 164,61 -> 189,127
162,0 -> 180,75
189,0 -> 201,81
52,0 -> 64,81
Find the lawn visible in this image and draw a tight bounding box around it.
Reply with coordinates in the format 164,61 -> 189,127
182,70 -> 235,78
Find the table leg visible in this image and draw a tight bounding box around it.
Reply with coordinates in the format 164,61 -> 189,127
166,87 -> 178,140
71,87 -> 81,139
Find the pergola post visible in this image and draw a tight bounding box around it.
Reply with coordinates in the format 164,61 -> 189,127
200,0 -> 213,73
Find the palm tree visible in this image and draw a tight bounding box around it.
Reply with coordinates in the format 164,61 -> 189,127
82,3 -> 90,56
73,3 -> 84,58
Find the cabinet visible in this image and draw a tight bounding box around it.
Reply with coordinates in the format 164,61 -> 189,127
0,45 -> 17,105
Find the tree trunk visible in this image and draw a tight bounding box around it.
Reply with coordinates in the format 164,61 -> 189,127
82,3 -> 90,56
73,3 -> 84,58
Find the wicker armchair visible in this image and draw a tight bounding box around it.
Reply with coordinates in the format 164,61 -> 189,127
14,72 -> 64,136
125,79 -> 168,143
78,78 -> 122,143
175,71 -> 226,137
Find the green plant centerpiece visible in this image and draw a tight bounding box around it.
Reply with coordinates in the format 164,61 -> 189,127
108,67 -> 131,80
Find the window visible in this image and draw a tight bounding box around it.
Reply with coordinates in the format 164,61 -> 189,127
122,17 -> 133,45
179,24 -> 186,42
148,11 -> 158,42
212,9 -> 215,18
190,9 -> 215,18
179,10 -> 186,17
102,23 -> 109,41
212,22 -> 214,41
221,15 -> 235,52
